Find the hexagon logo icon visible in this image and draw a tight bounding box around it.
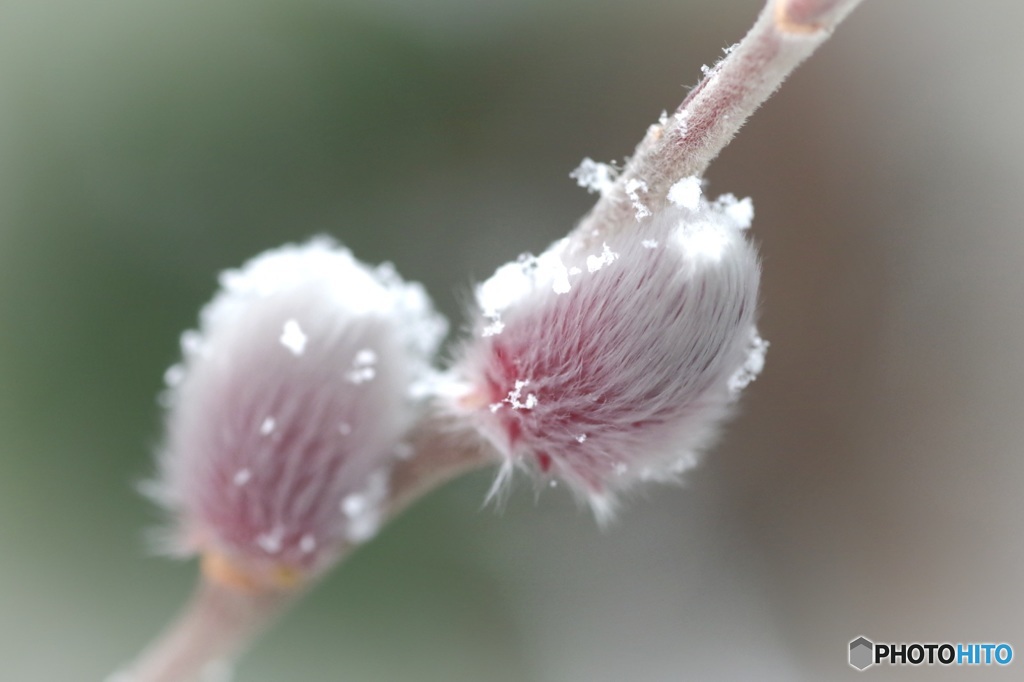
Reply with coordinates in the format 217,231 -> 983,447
849,636 -> 874,671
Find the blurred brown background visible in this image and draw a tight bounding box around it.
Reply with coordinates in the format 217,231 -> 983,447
1,0 -> 1021,680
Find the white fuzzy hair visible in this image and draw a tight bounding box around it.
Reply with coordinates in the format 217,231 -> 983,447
455,192 -> 764,520
146,238 -> 446,574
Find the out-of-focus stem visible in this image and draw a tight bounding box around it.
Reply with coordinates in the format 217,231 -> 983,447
116,578 -> 298,682
386,411 -> 495,520
576,0 -> 864,238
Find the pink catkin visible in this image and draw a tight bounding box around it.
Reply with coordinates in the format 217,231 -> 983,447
454,190 -> 765,519
147,239 -> 446,584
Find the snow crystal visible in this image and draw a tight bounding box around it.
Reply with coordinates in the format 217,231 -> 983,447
624,178 -> 651,221
721,195 -> 754,229
576,434 -> 587,443
551,266 -> 572,295
570,157 -> 618,195
728,331 -> 769,394
642,239 -> 659,249
476,242 -> 577,317
477,257 -> 536,317
354,349 -> 377,366
675,220 -> 731,263
346,349 -> 378,384
279,319 -> 307,355
259,417 -> 276,435
586,243 -> 620,273
668,176 -> 702,210
504,379 -> 538,410
482,315 -> 505,337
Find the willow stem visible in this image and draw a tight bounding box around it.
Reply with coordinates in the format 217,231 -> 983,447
113,578 -> 298,682
576,0 -> 865,238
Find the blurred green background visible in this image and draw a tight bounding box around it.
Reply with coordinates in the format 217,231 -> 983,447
3,1 -> 1023,680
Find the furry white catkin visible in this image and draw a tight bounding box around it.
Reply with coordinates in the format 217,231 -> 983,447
148,238 -> 446,588
451,179 -> 766,519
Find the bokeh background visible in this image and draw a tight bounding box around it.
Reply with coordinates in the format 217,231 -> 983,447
2,0 -> 1022,680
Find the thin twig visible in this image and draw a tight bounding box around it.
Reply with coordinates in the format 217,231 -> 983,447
114,579 -> 297,682
576,0 -> 865,238
386,412 -> 495,520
